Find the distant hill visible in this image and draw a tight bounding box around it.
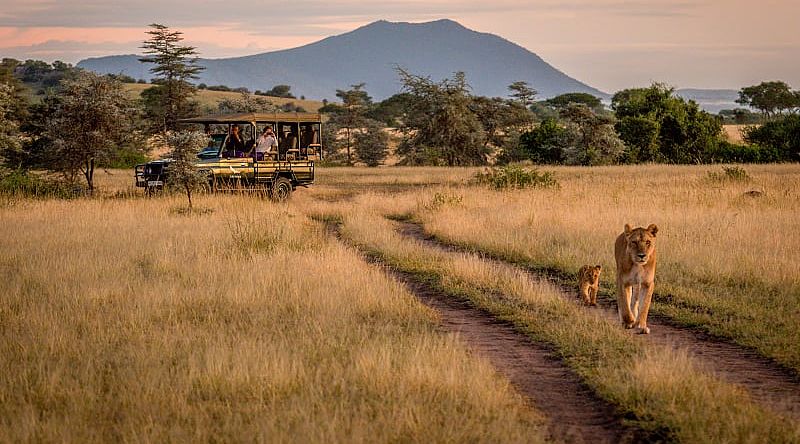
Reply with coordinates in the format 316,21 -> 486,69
676,88 -> 741,113
78,19 -> 607,101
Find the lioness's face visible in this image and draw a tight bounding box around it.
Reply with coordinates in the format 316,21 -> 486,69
625,224 -> 658,264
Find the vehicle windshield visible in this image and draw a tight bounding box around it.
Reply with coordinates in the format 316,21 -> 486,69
198,134 -> 226,158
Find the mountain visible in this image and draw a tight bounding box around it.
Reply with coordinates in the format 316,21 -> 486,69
675,88 -> 741,113
77,19 -> 606,101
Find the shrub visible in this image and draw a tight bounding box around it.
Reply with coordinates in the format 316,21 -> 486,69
475,165 -> 559,190
705,166 -> 751,183
425,192 -> 463,211
0,170 -> 78,198
703,140 -> 781,164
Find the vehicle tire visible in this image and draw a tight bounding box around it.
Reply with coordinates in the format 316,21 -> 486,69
271,177 -> 293,201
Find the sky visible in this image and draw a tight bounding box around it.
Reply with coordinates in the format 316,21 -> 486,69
0,0 -> 798,93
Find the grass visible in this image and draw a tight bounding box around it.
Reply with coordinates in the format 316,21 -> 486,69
408,164 -> 800,372
308,193 -> 798,443
4,164 -> 800,442
0,195 -> 546,442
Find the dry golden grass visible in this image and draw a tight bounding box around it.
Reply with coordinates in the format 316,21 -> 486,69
5,163 -> 800,442
123,83 -> 325,112
312,192 -> 799,443
722,124 -> 749,143
404,164 -> 800,370
0,194 -> 546,442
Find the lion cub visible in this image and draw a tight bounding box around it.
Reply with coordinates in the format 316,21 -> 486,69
578,265 -> 602,306
614,223 -> 658,335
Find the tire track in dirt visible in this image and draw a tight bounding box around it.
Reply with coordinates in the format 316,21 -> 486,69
325,223 -> 644,444
397,220 -> 800,423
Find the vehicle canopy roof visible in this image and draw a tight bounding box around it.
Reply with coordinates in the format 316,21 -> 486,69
178,112 -> 321,125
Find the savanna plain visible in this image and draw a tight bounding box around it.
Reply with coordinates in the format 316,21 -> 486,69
1,164 -> 799,443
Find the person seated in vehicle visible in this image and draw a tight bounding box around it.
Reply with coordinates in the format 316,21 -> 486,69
223,125 -> 245,158
281,130 -> 299,159
300,125 -> 319,155
254,126 -> 278,161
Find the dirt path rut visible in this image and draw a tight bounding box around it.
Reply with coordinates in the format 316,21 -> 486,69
397,221 -> 800,422
326,223 -> 643,443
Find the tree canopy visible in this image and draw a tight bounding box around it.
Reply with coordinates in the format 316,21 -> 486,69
139,24 -> 204,132
736,81 -> 800,118
46,72 -> 139,191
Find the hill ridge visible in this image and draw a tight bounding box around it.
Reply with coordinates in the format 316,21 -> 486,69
78,19 -> 606,101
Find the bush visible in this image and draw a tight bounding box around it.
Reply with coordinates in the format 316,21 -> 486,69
743,114 -> 800,162
425,192 -> 463,211
0,170 -> 78,198
102,147 -> 149,169
703,140 -> 781,163
475,165 -> 559,190
705,166 -> 751,183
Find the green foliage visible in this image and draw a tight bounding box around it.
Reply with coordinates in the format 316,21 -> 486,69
354,119 -> 389,167
367,93 -> 414,126
615,116 -> 660,163
718,108 -> 762,125
702,141 -> 781,164
396,69 -> 487,166
507,81 -> 538,108
517,118 -> 567,164
475,165 -> 559,190
0,83 -> 22,167
737,81 -> 800,118
139,24 -> 204,132
471,95 -> 535,154
325,83 -> 374,164
103,146 -> 149,169
46,72 -> 139,192
612,83 -> 723,164
742,114 -> 800,162
166,131 -> 207,209
0,170 -> 76,198
545,92 -> 602,110
560,104 -> 624,166
260,84 -> 295,98
705,166 -> 751,183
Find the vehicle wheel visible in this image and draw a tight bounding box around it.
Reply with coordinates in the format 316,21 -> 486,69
271,177 -> 293,201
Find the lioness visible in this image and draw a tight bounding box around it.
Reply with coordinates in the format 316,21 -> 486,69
578,265 -> 602,306
614,224 -> 658,334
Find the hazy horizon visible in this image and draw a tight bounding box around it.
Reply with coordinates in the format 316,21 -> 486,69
1,0 -> 798,93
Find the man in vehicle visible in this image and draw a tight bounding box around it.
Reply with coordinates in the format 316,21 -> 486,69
223,125 -> 245,157
254,126 -> 278,160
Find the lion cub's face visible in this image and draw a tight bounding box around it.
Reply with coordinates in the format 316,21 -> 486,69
624,224 -> 658,264
588,265 -> 601,283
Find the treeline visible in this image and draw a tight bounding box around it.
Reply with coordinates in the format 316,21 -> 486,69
319,74 -> 800,166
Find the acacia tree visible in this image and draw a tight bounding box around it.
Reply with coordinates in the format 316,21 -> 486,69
139,24 -> 204,132
396,68 -> 486,166
736,81 -> 800,118
560,103 -> 625,165
354,119 -> 389,167
332,83 -> 372,164
166,131 -> 207,209
46,72 -> 137,192
508,81 -> 538,108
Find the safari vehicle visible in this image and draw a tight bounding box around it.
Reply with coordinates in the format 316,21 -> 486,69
134,112 -> 322,200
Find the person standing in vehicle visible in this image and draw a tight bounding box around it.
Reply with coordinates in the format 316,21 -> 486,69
224,125 -> 245,157
255,126 -> 278,160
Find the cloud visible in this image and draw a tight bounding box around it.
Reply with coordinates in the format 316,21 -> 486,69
0,0 -> 700,28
